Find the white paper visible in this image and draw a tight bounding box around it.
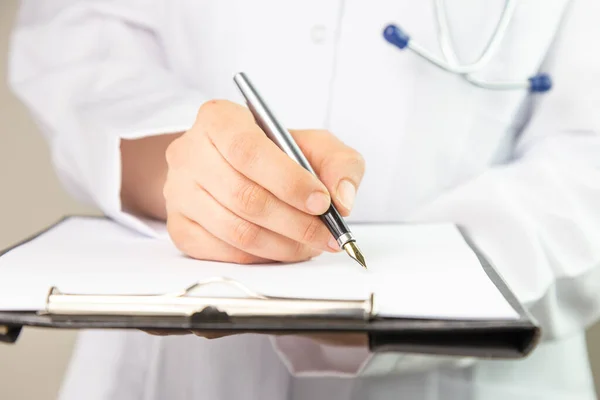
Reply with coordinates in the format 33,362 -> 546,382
0,217 -> 519,320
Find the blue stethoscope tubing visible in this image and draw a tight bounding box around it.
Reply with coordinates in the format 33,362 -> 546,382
383,0 -> 552,93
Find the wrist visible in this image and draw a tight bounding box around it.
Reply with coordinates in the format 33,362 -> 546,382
120,132 -> 183,221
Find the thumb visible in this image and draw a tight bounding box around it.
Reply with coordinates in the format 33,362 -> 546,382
291,130 -> 365,217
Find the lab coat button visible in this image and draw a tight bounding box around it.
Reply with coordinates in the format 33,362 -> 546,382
310,25 -> 327,43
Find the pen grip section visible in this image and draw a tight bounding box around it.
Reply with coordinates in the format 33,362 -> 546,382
320,205 -> 351,241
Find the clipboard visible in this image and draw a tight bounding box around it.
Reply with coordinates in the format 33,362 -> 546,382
0,216 -> 541,359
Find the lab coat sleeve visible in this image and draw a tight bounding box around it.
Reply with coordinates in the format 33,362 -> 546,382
273,0 -> 600,378
7,0 -> 207,236
409,0 -> 600,342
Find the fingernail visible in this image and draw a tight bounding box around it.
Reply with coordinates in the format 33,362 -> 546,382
336,179 -> 356,211
306,191 -> 330,214
328,236 -> 340,251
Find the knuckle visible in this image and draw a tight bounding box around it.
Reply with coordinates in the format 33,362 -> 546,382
162,170 -> 179,202
346,151 -> 366,179
167,217 -> 191,252
300,217 -> 322,244
232,252 -> 259,265
196,99 -> 227,122
235,181 -> 270,217
162,174 -> 184,212
348,151 -> 366,171
165,139 -> 181,167
320,149 -> 366,180
167,217 -> 206,260
283,173 -> 314,199
179,231 -> 196,254
162,178 -> 171,201
318,154 -> 336,174
300,129 -> 332,146
165,136 -> 198,171
230,219 -> 261,248
292,241 -> 310,260
180,237 -> 203,260
308,129 -> 331,137
226,133 -> 259,169
197,100 -> 253,141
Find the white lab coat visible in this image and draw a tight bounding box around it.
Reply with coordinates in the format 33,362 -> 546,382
7,0 -> 600,399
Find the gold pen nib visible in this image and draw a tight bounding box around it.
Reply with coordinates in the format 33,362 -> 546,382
343,241 -> 367,269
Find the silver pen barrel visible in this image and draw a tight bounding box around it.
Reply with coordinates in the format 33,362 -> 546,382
233,72 -> 367,269
233,72 -> 317,174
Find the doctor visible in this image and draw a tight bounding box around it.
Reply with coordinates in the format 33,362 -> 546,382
7,0 -> 600,399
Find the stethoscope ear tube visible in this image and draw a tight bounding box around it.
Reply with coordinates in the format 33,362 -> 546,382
382,23 -> 552,93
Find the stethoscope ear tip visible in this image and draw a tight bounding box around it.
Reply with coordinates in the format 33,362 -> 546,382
383,20 -> 552,95
383,24 -> 410,50
529,73 -> 552,93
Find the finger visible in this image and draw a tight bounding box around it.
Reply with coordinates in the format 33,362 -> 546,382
191,331 -> 234,339
142,330 -> 234,340
194,134 -> 338,253
166,212 -> 272,264
303,333 -> 369,347
292,130 -> 365,217
174,179 -> 322,262
197,100 -> 332,215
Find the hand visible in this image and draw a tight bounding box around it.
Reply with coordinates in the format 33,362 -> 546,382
163,99 -> 366,264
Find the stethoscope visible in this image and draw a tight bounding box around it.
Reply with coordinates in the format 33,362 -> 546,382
383,0 -> 552,93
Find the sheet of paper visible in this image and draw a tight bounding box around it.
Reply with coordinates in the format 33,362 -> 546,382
0,217 -> 519,320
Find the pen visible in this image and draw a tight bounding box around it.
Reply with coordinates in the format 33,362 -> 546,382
233,72 -> 367,269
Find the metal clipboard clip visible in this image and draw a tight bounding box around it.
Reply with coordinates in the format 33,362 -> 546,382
42,277 -> 375,321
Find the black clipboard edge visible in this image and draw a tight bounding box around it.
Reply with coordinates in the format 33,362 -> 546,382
0,215 -> 101,343
456,226 -> 541,356
0,310 -> 535,359
0,324 -> 22,344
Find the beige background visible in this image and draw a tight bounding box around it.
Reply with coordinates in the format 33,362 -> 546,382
0,1 -> 599,399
